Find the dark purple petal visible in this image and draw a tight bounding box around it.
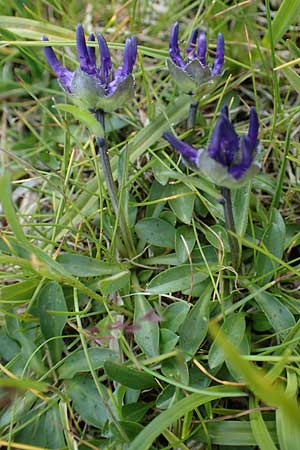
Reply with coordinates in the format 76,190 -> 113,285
42,36 -> 73,92
96,32 -> 112,83
87,33 -> 96,67
197,30 -> 207,66
76,24 -> 95,75
186,28 -> 198,60
229,135 -> 255,179
248,107 -> 259,145
169,22 -> 185,68
220,104 -> 229,117
163,132 -> 200,166
211,32 -> 224,76
207,109 -> 239,166
122,36 -> 137,75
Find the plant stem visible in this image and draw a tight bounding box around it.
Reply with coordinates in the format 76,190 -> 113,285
221,187 -> 240,271
95,109 -> 136,258
187,100 -> 199,129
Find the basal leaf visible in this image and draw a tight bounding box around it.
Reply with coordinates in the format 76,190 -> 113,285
134,292 -> 159,357
58,347 -> 117,379
135,218 -> 176,248
104,361 -> 157,390
34,281 -> 67,363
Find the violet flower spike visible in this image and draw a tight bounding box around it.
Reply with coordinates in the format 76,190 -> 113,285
42,24 -> 137,112
163,106 -> 260,189
167,22 -> 225,94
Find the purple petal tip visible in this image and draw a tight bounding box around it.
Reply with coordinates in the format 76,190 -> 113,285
123,36 -> 137,75
248,107 -> 259,142
169,22 -> 185,68
87,32 -> 96,65
220,105 -> 229,117
96,32 -> 112,82
163,131 -> 200,166
197,30 -> 207,66
212,32 -> 224,76
186,28 -> 198,59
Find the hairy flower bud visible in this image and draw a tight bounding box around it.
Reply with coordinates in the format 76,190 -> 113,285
43,25 -> 137,112
167,22 -> 224,95
163,106 -> 260,189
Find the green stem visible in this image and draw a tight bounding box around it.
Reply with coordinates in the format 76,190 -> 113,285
221,187 -> 240,271
95,109 -> 136,258
187,100 -> 199,129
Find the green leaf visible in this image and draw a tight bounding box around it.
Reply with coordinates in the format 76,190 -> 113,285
0,333 -> 20,362
0,392 -> 36,428
122,403 -> 150,423
162,302 -> 190,332
166,183 -> 195,224
55,104 -> 104,137
175,225 -> 196,263
194,420 -> 277,446
208,313 -> 246,369
128,386 -> 244,450
253,290 -> 295,338
209,321 -> 300,427
66,376 -> 109,429
280,64 -> 300,95
6,316 -> 46,376
0,173 -> 27,245
249,396 -> 277,450
15,404 -> 66,449
56,253 -> 124,277
33,281 -> 67,363
232,183 -> 251,238
0,279 -> 39,307
147,264 -> 212,294
256,209 -> 286,283
160,328 -> 179,354
179,283 -> 213,357
203,224 -> 229,252
161,353 -> 189,385
134,293 -> 160,357
226,333 -> 250,383
276,371 -> 300,450
99,271 -> 130,295
58,347 -> 117,379
135,218 -> 176,248
104,361 -> 157,390
156,385 -> 183,410
262,0 -> 300,46
111,420 -> 144,442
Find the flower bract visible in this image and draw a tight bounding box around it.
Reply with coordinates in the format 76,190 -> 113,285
167,22 -> 224,94
43,24 -> 137,112
163,106 -> 260,189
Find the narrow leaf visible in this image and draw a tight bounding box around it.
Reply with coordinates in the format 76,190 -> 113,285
55,104 -> 104,137
104,361 -> 157,389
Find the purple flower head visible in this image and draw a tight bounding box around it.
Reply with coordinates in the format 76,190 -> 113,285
42,24 -> 137,112
163,106 -> 260,189
167,22 -> 224,94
